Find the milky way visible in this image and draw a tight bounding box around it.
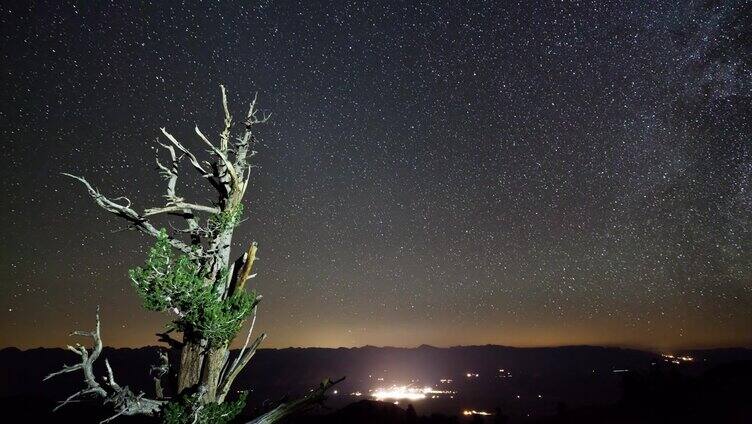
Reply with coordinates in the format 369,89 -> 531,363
1,1 -> 750,349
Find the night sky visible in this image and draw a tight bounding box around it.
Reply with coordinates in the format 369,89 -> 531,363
1,1 -> 750,350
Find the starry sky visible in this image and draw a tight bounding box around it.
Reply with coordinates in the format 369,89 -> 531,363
1,1 -> 750,350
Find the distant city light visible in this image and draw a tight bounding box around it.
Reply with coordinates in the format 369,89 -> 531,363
372,385 -> 456,401
661,353 -> 694,363
463,409 -> 492,416
498,368 -> 513,378
373,386 -> 426,401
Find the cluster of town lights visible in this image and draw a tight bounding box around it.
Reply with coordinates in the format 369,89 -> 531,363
463,410 -> 492,416
662,354 -> 694,364
372,385 -> 454,401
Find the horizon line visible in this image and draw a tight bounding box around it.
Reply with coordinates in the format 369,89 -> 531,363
3,342 -> 751,353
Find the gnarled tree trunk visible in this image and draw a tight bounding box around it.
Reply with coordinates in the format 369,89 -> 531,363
53,86 -> 342,422
178,338 -> 205,393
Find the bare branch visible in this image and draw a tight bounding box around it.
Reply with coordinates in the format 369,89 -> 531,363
152,140 -> 207,245
52,387 -> 102,412
246,377 -> 345,424
155,141 -> 179,200
150,140 -> 216,240
160,128 -> 209,176
44,316 -> 107,411
218,305 -> 257,395
63,173 -> 197,255
220,84 -> 232,152
232,92 -> 269,190
44,309 -> 164,420
160,128 -> 224,194
144,203 -> 220,217
104,359 -> 122,391
195,125 -> 239,186
216,332 -> 266,403
244,92 -> 272,127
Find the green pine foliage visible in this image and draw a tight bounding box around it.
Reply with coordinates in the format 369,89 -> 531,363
129,230 -> 256,346
209,203 -> 244,232
162,392 -> 248,424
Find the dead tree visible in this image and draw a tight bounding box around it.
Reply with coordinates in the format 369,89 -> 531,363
49,86 -> 341,423
44,308 -> 164,422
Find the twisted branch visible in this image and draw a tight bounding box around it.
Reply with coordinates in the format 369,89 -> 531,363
160,128 -> 225,194
44,309 -> 164,423
144,203 -> 220,217
150,141 -> 220,239
195,125 -> 239,187
63,173 -> 196,255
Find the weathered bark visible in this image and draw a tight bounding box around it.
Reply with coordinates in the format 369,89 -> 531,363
199,346 -> 228,402
229,242 -> 259,296
177,338 -> 205,393
177,338 -> 230,404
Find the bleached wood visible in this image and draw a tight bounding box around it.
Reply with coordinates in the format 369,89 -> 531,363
44,309 -> 164,422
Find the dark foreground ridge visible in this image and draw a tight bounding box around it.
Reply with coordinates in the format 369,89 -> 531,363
1,345 -> 750,423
